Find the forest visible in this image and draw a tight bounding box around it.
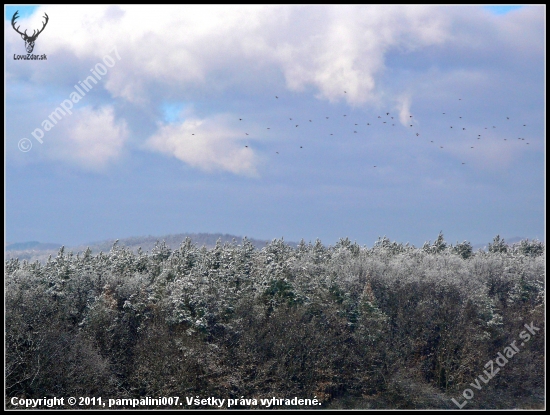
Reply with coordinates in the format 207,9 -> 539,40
5,234 -> 545,409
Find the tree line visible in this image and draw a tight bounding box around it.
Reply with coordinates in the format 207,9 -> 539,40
5,234 -> 545,408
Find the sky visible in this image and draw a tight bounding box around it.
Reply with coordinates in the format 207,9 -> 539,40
5,5 -> 545,248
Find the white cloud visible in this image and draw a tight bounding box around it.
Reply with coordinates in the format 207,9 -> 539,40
145,115 -> 259,177
48,106 -> 129,171
6,5 -> 452,106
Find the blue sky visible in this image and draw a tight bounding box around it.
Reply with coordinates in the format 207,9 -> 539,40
5,5 -> 545,247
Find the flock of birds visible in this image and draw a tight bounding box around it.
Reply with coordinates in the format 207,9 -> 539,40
198,91 -> 532,168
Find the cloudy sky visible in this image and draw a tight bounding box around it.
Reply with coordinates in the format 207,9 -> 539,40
5,5 -> 545,248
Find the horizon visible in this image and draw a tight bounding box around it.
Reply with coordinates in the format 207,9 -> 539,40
4,231 -> 541,252
6,5 -> 545,248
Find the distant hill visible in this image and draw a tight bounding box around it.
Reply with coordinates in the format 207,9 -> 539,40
70,232 -> 290,254
4,232 -> 297,263
5,241 -> 62,251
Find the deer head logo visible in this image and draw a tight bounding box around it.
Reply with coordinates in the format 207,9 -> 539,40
11,10 -> 49,54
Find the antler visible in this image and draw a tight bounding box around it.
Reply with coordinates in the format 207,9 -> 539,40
11,11 -> 49,40
31,13 -> 49,40
11,10 -> 26,37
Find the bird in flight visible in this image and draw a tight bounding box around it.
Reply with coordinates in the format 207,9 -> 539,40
275,96 -> 278,99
